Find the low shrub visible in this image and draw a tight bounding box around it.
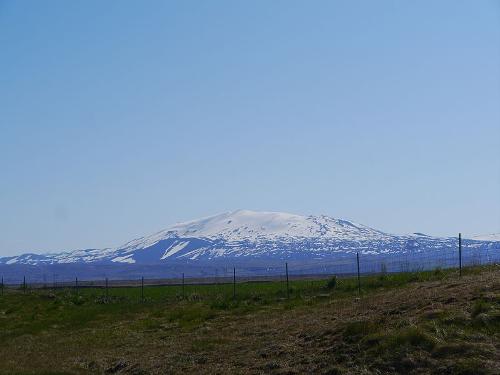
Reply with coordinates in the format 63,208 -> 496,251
385,327 -> 437,351
471,299 -> 490,318
326,276 -> 337,290
433,267 -> 444,278
343,320 -> 378,340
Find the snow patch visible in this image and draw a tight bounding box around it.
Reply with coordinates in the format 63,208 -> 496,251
112,255 -> 136,264
161,241 -> 189,259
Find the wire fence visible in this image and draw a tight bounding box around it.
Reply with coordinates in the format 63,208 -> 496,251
1,240 -> 498,300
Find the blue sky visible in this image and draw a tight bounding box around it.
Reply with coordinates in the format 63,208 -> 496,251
1,1 -> 499,256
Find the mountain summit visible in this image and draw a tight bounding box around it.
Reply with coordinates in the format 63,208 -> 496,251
121,209 -> 388,251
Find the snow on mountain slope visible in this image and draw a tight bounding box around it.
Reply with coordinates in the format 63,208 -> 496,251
465,233 -> 500,242
1,210 -> 498,266
119,209 -> 390,252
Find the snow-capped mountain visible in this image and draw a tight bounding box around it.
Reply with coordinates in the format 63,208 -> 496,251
1,210 -> 499,267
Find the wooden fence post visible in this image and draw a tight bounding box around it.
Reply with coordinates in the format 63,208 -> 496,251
141,276 -> 144,303
459,232 -> 462,277
182,273 -> 185,299
357,253 -> 361,295
286,263 -> 290,299
233,267 -> 236,300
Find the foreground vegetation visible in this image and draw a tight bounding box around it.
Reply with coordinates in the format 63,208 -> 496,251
0,265 -> 499,374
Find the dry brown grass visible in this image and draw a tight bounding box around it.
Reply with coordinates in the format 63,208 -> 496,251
1,267 -> 499,374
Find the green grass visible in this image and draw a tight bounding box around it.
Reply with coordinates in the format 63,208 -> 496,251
0,265 -> 474,341
0,265 -> 498,374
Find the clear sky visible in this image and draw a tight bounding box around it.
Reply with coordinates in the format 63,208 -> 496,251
1,1 -> 499,256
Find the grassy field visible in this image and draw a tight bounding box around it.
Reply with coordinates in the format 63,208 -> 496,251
0,266 -> 499,374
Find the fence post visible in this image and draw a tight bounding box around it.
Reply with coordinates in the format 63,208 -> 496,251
105,278 -> 109,302
459,232 -> 462,277
233,267 -> 236,300
75,277 -> 78,296
182,273 -> 185,299
1,276 -> 3,296
356,253 -> 361,295
23,276 -> 26,294
141,276 -> 144,303
286,262 -> 290,299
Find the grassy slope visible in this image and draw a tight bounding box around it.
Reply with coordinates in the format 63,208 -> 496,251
0,266 -> 499,374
